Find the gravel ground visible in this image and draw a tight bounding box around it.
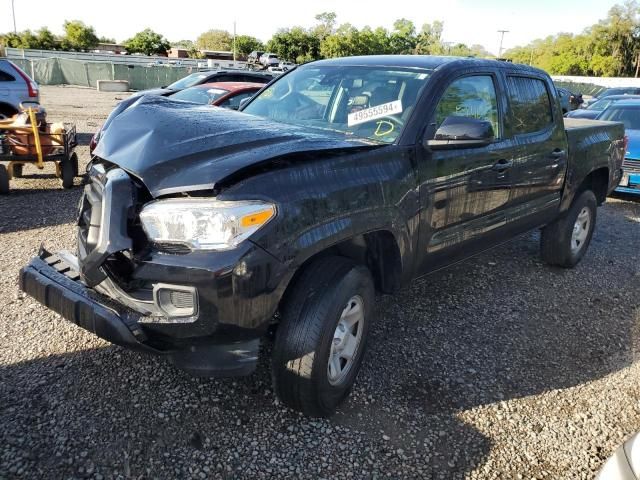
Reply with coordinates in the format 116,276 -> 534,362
0,85 -> 639,480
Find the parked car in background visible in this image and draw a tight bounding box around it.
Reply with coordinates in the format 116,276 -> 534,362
597,99 -> 640,195
169,82 -> 263,109
566,94 -> 640,119
280,61 -> 296,71
133,70 -> 273,98
260,53 -> 279,68
583,87 -> 640,107
0,59 -> 39,118
22,56 -> 625,417
556,87 -> 574,114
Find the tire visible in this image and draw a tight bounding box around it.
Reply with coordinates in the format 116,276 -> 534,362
0,164 -> 9,194
272,256 -> 375,417
69,152 -> 79,177
12,164 -> 23,178
61,160 -> 75,189
540,189 -> 597,268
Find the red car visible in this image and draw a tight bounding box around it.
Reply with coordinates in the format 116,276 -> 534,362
168,82 -> 263,109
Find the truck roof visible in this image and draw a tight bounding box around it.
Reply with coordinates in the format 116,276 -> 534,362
311,55 -> 546,76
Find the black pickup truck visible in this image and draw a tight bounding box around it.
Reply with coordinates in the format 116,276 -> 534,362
20,56 -> 626,417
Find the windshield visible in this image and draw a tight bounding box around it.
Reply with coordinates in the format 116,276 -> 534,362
587,98 -> 614,110
598,106 -> 640,130
170,87 -> 229,105
599,88 -> 636,98
243,64 -> 431,143
167,73 -> 209,90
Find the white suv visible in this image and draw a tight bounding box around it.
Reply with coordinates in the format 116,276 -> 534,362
259,53 -> 280,68
0,59 -> 40,118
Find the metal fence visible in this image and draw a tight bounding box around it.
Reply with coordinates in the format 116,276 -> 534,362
6,47 -> 247,69
9,57 -> 199,90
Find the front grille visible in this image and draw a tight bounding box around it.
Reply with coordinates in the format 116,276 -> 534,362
76,163 -> 137,287
77,170 -> 105,260
623,158 -> 640,174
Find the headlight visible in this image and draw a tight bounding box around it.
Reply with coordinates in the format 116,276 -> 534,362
139,198 -> 276,251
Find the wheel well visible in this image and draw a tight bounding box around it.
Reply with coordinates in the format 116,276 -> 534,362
578,167 -> 609,204
281,230 -> 403,308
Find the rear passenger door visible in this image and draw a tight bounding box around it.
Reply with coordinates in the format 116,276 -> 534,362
503,75 -> 566,230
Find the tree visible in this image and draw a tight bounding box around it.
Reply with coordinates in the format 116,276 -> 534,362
415,21 -> 444,55
0,27 -> 57,50
60,20 -> 99,50
235,35 -> 264,56
124,28 -> 170,55
389,18 -> 417,54
99,36 -> 116,44
36,27 -> 57,50
196,29 -> 232,51
267,27 -> 320,63
172,39 -> 195,49
313,12 -> 337,40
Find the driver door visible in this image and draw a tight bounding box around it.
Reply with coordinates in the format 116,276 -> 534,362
416,73 -> 516,274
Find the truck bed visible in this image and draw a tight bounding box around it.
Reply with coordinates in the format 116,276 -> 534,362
562,117 -> 625,207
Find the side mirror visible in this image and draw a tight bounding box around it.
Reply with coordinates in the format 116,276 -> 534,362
426,116 -> 494,150
238,97 -> 251,110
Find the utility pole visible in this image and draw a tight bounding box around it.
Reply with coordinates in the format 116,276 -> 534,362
233,21 -> 237,63
497,29 -> 509,58
11,0 -> 17,33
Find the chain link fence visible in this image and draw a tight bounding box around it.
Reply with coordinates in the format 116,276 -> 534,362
10,57 -> 196,91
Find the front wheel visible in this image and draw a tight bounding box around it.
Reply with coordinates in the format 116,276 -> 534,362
540,189 -> 597,267
272,256 -> 375,417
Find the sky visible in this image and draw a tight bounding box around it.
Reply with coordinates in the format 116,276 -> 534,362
1,0 -> 622,55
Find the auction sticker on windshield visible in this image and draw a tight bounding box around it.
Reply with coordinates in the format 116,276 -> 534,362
348,100 -> 403,126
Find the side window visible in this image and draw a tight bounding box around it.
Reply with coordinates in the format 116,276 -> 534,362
219,91 -> 255,109
0,70 -> 15,82
434,75 -> 500,138
506,76 -> 553,135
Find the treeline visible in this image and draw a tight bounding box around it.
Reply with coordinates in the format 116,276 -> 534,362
505,1 -> 640,77
3,2 -> 638,77
0,13 -> 490,60
0,21 -> 171,56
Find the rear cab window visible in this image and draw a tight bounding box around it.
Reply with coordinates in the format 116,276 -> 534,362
506,76 -> 554,135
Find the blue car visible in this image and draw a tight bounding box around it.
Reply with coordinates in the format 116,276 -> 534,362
597,100 -> 640,195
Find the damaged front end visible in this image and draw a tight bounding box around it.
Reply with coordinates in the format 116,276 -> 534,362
18,161 -> 281,376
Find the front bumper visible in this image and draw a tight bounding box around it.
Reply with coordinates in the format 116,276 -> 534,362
19,249 -> 260,377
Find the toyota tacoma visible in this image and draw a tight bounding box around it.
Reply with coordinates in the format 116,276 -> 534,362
20,56 -> 626,417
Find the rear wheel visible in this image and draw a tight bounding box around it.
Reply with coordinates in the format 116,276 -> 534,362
540,189 -> 597,267
0,164 -> 10,194
272,256 -> 375,417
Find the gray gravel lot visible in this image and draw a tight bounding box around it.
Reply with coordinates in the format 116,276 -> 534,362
1,85 -> 639,479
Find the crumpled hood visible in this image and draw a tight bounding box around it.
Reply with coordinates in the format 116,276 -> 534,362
94,95 -> 379,197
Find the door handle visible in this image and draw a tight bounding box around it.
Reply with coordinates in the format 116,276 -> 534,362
491,159 -> 513,171
550,149 -> 566,159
